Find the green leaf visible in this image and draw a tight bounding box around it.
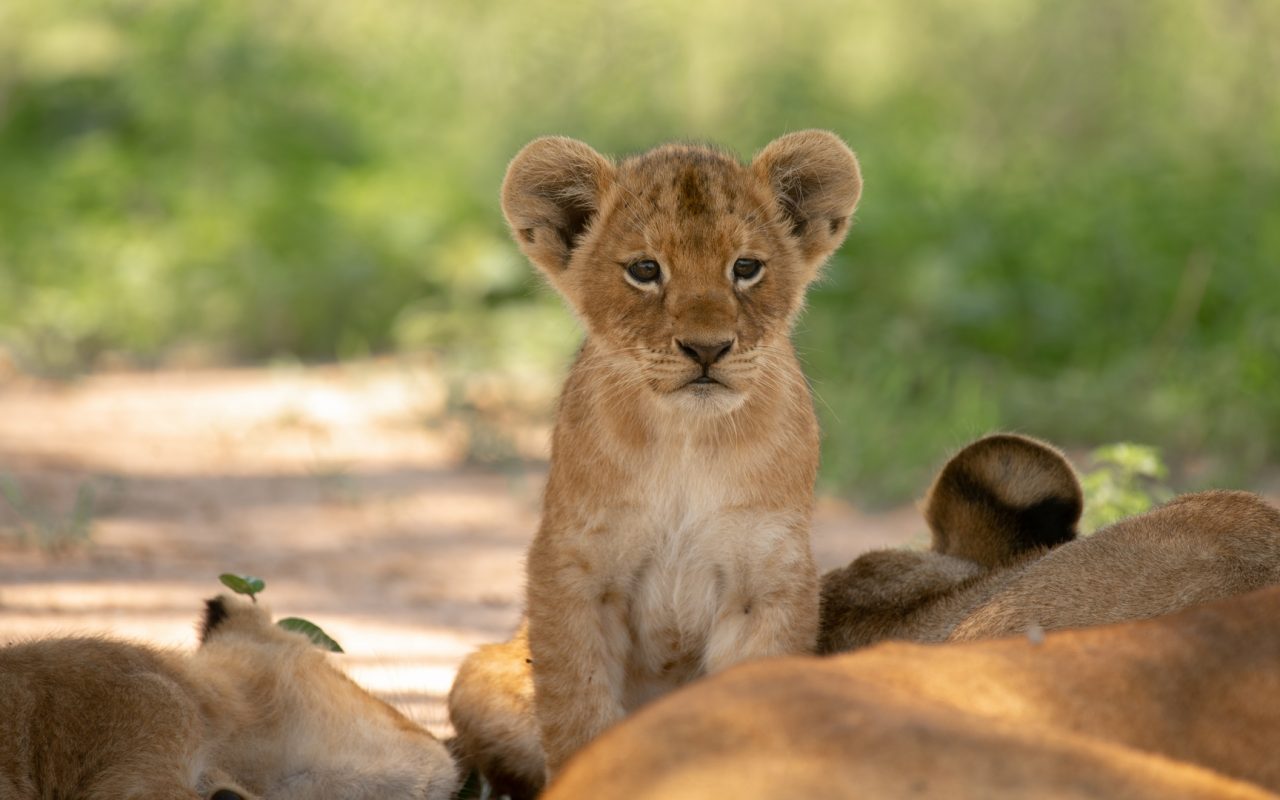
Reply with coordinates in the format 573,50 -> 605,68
219,573 -> 266,599
277,617 -> 345,653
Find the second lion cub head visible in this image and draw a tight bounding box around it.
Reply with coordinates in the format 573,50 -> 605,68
502,131 -> 861,414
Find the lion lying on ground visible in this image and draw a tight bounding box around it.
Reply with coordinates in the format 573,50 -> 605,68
546,584 -> 1280,799
0,594 -> 457,800
451,433 -> 1280,796
820,433 -> 1280,651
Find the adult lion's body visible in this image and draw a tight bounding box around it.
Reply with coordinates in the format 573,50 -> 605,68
545,586 -> 1280,799
818,435 -> 1280,653
541,439 -> 1280,798
0,595 -> 457,800
449,131 -> 863,789
1,638 -> 209,799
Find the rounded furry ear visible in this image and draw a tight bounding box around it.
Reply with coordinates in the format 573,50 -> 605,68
924,433 -> 1082,569
199,596 -> 231,642
501,137 -> 614,281
198,593 -> 271,643
752,130 -> 862,267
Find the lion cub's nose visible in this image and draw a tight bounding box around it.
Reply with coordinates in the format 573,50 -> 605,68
676,339 -> 734,367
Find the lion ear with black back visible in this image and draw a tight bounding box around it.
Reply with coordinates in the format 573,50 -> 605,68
752,130 -> 862,279
501,137 -> 615,300
924,433 -> 1082,569
198,593 -> 272,644
199,596 -> 231,643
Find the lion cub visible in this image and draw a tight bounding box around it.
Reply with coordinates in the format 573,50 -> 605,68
489,131 -> 861,777
0,595 -> 457,799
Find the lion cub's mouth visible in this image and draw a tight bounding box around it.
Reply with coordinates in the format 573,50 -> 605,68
683,372 -> 733,392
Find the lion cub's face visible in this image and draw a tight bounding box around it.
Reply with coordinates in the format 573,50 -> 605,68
502,132 -> 861,414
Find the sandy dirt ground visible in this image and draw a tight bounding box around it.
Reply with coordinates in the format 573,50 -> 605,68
0,360 -> 922,737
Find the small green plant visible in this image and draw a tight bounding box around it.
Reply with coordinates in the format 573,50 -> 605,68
218,573 -> 266,600
276,617 -> 345,653
217,573 -> 344,653
0,475 -> 96,551
1079,443 -> 1173,534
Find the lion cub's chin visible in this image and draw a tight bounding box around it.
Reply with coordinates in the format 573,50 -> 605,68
663,381 -> 747,415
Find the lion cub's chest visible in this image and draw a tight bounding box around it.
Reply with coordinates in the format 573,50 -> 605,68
615,467 -> 791,707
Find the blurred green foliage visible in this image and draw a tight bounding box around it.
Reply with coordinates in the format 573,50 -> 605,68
2,1 -> 1278,502
1079,443 -> 1173,534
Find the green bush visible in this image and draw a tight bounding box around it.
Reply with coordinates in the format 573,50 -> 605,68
1079,444 -> 1173,533
2,1 -> 1277,502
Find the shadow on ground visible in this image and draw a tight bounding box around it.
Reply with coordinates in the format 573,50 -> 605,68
0,361 -> 921,734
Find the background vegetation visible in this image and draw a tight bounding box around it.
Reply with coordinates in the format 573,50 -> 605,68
2,1 -> 1277,504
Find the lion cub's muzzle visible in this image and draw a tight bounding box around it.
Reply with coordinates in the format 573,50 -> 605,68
676,337 -> 734,386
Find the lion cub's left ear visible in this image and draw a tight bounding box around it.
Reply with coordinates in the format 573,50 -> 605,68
752,130 -> 862,271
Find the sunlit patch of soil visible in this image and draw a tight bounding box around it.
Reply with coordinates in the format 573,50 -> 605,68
0,359 -> 919,735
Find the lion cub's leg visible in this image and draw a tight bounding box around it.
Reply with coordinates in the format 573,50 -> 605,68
704,522 -> 819,673
526,542 -> 631,775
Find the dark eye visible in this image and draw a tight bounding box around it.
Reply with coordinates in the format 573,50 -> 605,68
733,258 -> 763,282
627,259 -> 661,284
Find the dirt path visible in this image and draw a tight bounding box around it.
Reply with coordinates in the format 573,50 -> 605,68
0,361 -> 921,735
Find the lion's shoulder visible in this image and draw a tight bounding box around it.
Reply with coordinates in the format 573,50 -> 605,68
1,595 -> 458,799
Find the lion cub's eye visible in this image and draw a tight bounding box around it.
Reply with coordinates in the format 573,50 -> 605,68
626,259 -> 661,285
733,258 -> 764,282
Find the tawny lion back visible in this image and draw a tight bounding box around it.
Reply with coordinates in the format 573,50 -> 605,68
499,131 -> 861,776
545,586 -> 1280,800
0,595 -> 458,800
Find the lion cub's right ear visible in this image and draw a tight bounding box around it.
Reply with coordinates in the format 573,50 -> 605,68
501,137 -> 615,289
924,433 -> 1082,568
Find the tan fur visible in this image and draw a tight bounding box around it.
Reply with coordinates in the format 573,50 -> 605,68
460,131 -> 862,783
819,434 -> 1280,653
0,595 -> 457,800
546,586 -> 1280,799
446,622 -> 542,800
924,432 -> 1082,568
949,489 -> 1280,641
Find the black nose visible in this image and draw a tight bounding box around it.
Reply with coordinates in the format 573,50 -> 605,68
677,339 -> 733,368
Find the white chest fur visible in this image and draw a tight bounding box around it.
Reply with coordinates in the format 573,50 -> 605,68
611,443 -> 801,708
